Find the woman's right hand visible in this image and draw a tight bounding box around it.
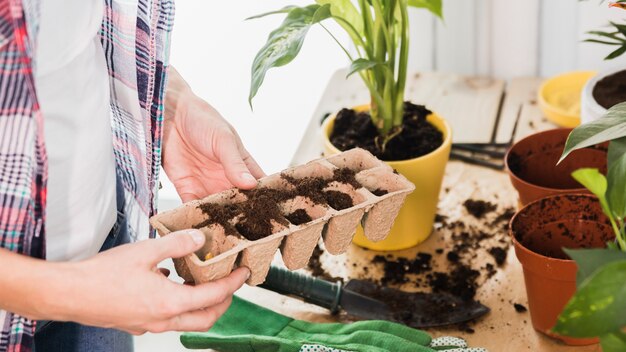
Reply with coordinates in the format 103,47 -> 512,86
33,229 -> 249,335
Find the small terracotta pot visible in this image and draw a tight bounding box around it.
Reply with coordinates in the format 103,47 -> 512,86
510,194 -> 614,346
505,128 -> 607,206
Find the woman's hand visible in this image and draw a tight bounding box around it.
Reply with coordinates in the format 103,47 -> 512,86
0,230 -> 249,335
163,67 -> 265,202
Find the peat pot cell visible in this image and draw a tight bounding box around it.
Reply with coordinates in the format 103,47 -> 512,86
280,196 -> 329,225
232,214 -> 289,242
256,173 -> 294,191
193,224 -> 241,262
323,181 -> 366,211
355,168 -> 409,197
158,189 -> 245,232
283,161 -> 334,180
325,148 -> 384,172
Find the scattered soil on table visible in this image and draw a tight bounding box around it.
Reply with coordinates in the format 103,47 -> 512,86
371,188 -> 389,196
195,168 -> 362,240
307,245 -> 343,283
593,70 -> 626,109
330,102 -> 443,161
488,247 -> 508,266
513,303 -> 528,313
373,253 -> 433,285
463,199 -> 497,219
285,209 -> 312,226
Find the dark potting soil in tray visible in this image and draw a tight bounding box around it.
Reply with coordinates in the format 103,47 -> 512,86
195,168 -> 360,241
330,102 -> 443,161
593,70 -> 626,109
285,209 -> 312,226
371,188 -> 389,196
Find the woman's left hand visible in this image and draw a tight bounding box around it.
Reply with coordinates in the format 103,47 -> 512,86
162,67 -> 265,202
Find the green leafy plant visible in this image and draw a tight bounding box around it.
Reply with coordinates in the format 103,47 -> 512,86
248,0 -> 442,146
584,0 -> 626,59
554,102 -> 626,351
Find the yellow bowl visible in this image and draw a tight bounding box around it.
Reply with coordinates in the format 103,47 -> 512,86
321,105 -> 452,251
538,71 -> 596,128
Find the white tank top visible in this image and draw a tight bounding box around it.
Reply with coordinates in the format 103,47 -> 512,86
34,0 -> 117,261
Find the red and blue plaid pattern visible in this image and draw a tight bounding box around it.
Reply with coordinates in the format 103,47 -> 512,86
0,0 -> 174,350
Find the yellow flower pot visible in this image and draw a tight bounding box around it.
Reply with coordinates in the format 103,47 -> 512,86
321,105 -> 452,251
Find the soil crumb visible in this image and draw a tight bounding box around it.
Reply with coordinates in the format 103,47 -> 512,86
463,199 -> 497,219
488,247 -> 508,266
513,303 -> 528,313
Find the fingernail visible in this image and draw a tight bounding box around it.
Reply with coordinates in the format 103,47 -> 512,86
188,229 -> 205,245
241,172 -> 256,184
242,267 -> 251,280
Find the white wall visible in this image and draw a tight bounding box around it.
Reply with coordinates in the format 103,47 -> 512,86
162,1 -> 626,201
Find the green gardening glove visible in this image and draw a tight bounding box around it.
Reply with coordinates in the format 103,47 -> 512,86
181,296 -> 487,352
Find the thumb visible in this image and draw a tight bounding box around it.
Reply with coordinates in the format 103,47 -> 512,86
142,229 -> 206,265
216,134 -> 258,189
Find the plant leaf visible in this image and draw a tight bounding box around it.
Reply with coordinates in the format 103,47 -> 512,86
347,58 -> 380,77
560,102 -> 626,162
553,260 -> 626,337
249,4 -> 331,105
408,0 -> 443,18
584,39 -> 622,45
571,168 -> 613,217
607,137 -> 626,218
571,168 -> 608,199
605,45 -> 626,60
564,248 -> 626,286
316,0 -> 364,41
246,6 -> 297,20
600,331 -> 626,352
610,21 -> 626,37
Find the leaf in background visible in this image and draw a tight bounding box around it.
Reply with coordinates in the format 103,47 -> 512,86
610,21 -> 626,36
249,4 -> 331,105
571,168 -> 613,217
347,58 -> 380,77
605,45 -> 626,60
607,137 -> 626,218
553,261 -> 626,337
600,332 -> 626,352
316,0 -> 364,42
246,6 -> 297,20
565,249 -> 626,286
560,102 -> 626,162
408,0 -> 443,18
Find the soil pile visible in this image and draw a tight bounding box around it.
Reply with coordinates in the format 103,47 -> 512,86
593,70 -> 626,109
330,102 -> 443,161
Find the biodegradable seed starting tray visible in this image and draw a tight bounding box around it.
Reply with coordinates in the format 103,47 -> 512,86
150,148 -> 415,285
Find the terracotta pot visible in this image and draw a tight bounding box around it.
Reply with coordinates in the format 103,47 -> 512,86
505,128 -> 607,206
510,194 -> 614,346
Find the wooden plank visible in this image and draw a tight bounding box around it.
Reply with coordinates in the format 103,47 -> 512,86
406,72 -> 505,143
290,69 -> 506,167
495,77 -> 559,143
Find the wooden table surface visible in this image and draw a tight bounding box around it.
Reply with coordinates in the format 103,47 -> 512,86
235,70 -> 599,352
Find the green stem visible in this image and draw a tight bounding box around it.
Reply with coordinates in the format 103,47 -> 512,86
394,0 -> 410,128
320,23 -> 355,61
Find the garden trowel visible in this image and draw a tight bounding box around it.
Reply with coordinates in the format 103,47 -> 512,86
260,266 -> 490,328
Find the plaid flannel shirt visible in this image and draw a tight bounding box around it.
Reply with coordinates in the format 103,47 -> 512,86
0,0 -> 174,350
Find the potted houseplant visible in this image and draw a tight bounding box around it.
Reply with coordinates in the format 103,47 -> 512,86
581,1 -> 626,123
551,101 -> 626,351
248,0 -> 451,251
